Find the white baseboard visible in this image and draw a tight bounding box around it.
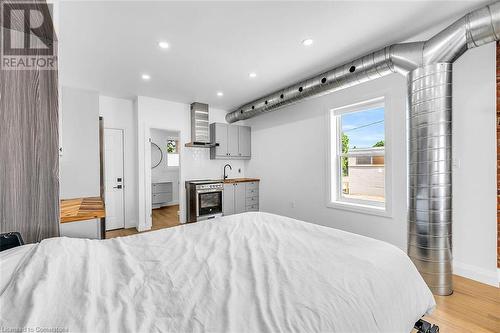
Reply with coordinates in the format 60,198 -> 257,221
453,260 -> 499,287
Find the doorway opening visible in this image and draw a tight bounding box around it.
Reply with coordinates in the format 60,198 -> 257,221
150,128 -> 181,230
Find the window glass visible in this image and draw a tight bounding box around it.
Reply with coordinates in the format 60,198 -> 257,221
334,101 -> 385,207
166,139 -> 180,167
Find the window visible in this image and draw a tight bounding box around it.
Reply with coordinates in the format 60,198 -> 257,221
166,139 -> 180,167
329,97 -> 386,211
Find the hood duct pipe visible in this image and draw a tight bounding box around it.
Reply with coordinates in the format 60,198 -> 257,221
226,2 -> 500,296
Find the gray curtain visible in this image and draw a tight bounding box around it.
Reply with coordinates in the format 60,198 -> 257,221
0,0 -> 60,243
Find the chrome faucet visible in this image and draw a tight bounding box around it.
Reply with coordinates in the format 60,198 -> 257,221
223,164 -> 232,180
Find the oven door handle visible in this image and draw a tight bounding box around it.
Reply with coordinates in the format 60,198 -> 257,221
196,189 -> 223,194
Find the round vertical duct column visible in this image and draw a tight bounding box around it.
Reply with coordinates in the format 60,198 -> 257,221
407,63 -> 453,295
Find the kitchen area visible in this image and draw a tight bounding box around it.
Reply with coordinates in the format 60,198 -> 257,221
184,102 -> 260,224
59,92 -> 261,240
186,178 -> 259,223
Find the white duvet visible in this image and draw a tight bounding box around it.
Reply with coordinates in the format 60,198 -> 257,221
0,212 -> 435,333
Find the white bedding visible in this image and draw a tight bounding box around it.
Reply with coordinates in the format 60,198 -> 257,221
0,243 -> 36,293
0,212 -> 435,333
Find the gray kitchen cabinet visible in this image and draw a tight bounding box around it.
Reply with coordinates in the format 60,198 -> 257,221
223,183 -> 235,215
245,181 -> 259,211
227,125 -> 239,157
211,123 -> 228,158
223,181 -> 259,216
234,183 -> 246,214
152,182 -> 173,209
210,123 -> 251,160
238,126 -> 251,157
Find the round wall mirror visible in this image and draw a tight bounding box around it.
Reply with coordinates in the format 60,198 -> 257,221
151,142 -> 162,169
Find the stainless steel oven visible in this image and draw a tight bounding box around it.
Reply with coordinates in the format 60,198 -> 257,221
186,180 -> 223,222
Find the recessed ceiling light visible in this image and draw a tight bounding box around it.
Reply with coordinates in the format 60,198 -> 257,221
249,72 -> 257,78
141,74 -> 151,80
158,41 -> 169,49
302,38 -> 314,46
217,91 -> 224,97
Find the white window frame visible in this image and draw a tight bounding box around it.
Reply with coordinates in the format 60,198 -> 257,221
327,96 -> 391,217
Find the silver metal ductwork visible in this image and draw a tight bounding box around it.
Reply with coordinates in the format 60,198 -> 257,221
226,3 -> 500,123
226,2 -> 500,295
408,63 -> 453,296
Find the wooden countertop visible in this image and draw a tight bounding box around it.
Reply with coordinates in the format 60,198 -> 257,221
222,178 -> 260,184
60,197 -> 105,223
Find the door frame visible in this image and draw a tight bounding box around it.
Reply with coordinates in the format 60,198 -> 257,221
103,127 -> 126,231
143,125 -> 182,230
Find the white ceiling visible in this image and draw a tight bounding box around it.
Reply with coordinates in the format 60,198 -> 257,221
59,1 -> 489,111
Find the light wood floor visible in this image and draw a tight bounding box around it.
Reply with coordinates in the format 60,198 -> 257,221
107,218 -> 498,332
105,205 -> 180,239
414,275 -> 500,333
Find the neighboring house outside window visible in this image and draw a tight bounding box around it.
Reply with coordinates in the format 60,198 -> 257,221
345,147 -> 385,202
166,139 -> 180,167
329,97 -> 387,213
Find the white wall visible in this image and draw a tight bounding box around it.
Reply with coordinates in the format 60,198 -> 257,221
59,86 -> 101,239
136,96 -> 245,229
452,44 -> 498,286
245,74 -> 408,248
150,128 -> 180,204
99,96 -> 138,229
60,87 -> 100,199
245,45 -> 498,286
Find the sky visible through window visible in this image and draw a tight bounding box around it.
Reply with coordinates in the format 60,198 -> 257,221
341,107 -> 384,149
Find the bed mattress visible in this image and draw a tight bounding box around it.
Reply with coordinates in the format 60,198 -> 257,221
0,212 -> 435,332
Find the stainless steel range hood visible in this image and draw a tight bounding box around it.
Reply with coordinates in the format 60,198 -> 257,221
185,102 -> 217,148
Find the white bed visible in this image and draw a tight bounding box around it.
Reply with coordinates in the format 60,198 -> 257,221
0,212 -> 435,333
